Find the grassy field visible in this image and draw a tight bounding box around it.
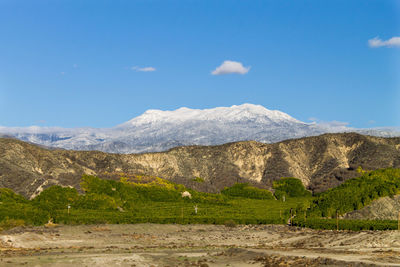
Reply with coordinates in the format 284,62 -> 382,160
0,175 -> 312,228
1,169 -> 400,231
49,197 -> 312,225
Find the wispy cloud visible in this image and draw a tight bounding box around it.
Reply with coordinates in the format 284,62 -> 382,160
131,66 -> 156,72
308,117 -> 318,122
317,120 -> 350,132
308,117 -> 350,129
211,60 -> 250,75
368,36 -> 400,48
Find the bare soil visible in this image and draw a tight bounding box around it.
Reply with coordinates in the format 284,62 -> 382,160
1,224 -> 400,266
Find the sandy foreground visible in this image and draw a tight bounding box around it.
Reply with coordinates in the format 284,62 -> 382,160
1,224 -> 400,266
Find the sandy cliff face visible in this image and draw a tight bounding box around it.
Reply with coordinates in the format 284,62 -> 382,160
1,133 -> 400,199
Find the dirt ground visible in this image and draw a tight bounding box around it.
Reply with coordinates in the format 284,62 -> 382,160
1,224 -> 400,266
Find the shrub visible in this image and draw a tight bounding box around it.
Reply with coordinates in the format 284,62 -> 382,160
0,218 -> 25,231
221,183 -> 274,199
0,188 -> 29,204
224,219 -> 237,228
292,218 -> 397,231
75,193 -> 119,210
31,186 -> 79,212
273,177 -> 311,199
193,177 -> 205,183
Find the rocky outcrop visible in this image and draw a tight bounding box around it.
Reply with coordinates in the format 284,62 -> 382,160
1,133 -> 400,199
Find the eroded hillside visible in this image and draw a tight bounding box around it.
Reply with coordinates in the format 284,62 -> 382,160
344,195 -> 400,220
1,133 -> 400,198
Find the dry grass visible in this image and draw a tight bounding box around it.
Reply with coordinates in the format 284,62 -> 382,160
44,219 -> 58,228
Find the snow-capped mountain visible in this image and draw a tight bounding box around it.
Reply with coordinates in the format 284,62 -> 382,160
0,104 -> 398,153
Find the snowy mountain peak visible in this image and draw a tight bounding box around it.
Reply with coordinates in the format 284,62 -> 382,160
1,103 -> 399,154
120,103 -> 301,127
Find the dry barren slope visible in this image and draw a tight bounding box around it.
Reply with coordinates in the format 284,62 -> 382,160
344,195 -> 400,220
1,133 -> 400,198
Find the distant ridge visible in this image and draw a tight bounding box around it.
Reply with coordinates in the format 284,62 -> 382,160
0,104 -> 398,153
1,132 -> 400,199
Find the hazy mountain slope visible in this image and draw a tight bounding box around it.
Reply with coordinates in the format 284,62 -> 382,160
2,104 -> 397,154
1,133 -> 399,199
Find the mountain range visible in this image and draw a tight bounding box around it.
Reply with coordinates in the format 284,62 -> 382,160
0,104 -> 399,153
1,133 -> 400,199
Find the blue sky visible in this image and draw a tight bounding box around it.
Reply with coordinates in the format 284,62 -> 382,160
0,0 -> 399,128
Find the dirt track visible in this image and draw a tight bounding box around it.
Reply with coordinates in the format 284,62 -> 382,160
1,224 -> 400,266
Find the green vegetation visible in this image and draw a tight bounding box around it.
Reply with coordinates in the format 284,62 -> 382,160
0,218 -> 26,232
273,177 -> 312,200
0,168 -> 399,231
0,188 -> 49,228
192,177 -> 205,183
292,218 -> 397,231
221,183 -> 274,199
0,175 -> 309,228
309,168 -> 400,218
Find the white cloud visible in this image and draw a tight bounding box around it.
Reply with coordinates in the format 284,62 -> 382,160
307,117 -> 350,130
315,120 -> 351,133
368,36 -> 400,48
131,66 -> 156,72
211,60 -> 250,75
